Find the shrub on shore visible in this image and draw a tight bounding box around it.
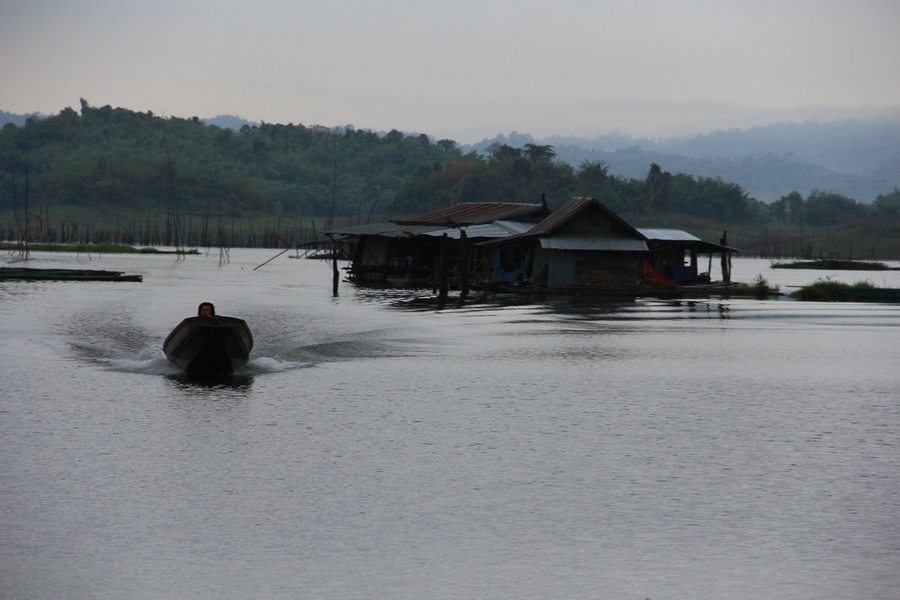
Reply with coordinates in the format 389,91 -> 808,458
790,277 -> 874,301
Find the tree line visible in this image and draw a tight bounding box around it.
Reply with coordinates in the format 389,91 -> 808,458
2,101 -> 897,242
0,100 -> 462,223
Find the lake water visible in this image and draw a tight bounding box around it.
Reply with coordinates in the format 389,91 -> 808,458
2,250 -> 899,599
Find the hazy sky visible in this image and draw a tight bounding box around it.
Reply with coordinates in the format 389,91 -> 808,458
2,0 -> 899,143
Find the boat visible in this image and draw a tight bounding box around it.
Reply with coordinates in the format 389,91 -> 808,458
163,316 -> 253,373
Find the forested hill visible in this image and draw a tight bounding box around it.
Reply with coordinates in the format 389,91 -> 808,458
2,102 -> 899,235
0,101 -> 464,220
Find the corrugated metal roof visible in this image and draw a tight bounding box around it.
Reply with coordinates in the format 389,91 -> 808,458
638,228 -> 701,242
325,223 -> 443,238
425,220 -> 536,240
393,202 -> 546,226
540,234 -> 649,252
495,220 -> 536,235
637,228 -> 739,252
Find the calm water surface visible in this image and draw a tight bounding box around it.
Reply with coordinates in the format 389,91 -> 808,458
2,250 -> 898,599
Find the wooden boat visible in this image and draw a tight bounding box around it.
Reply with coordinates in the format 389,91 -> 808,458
163,316 -> 253,373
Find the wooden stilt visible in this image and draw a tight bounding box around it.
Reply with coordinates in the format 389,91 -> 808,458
459,230 -> 469,301
438,233 -> 449,304
720,230 -> 731,283
332,245 -> 340,296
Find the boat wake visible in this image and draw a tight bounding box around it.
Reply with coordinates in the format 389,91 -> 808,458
99,351 -> 182,375
98,349 -> 312,376
240,356 -> 313,374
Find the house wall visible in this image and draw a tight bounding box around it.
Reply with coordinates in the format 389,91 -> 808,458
357,236 -> 390,266
546,250 -> 576,285
540,249 -> 641,285
531,247 -> 550,283
575,252 -> 642,282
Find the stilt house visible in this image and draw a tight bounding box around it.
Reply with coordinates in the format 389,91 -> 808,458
327,196 -> 737,292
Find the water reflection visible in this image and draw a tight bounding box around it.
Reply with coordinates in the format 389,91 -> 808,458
352,283 -> 744,323
351,283 -> 639,313
665,299 -> 732,318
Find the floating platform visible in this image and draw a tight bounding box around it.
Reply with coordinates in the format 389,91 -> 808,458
772,259 -> 899,271
0,267 -> 143,282
835,287 -> 900,303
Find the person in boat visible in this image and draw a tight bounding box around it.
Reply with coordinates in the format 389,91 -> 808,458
198,302 -> 216,318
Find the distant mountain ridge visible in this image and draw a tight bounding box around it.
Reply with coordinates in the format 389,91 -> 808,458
463,119 -> 900,203
201,114 -> 259,130
0,110 -> 33,128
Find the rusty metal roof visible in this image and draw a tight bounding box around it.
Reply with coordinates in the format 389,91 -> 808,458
425,220 -> 535,240
325,223 -> 443,238
393,202 -> 547,226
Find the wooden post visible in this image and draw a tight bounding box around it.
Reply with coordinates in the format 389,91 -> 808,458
332,244 -> 339,296
720,230 -> 731,283
438,233 -> 449,303
459,230 -> 469,301
432,257 -> 439,294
